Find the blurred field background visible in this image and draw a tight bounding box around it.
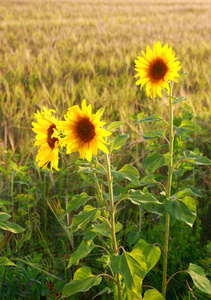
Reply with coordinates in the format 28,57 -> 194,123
0,0 -> 211,299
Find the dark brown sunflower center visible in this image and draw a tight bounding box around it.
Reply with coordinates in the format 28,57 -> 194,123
149,58 -> 168,82
47,124 -> 58,149
77,119 -> 95,142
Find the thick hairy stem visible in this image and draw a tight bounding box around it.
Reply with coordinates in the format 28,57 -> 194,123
162,84 -> 174,297
105,153 -> 122,300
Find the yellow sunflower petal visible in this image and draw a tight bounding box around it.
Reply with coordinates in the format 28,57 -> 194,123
32,107 -> 60,171
135,41 -> 181,98
60,100 -> 111,160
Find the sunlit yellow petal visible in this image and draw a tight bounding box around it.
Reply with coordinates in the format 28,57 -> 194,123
59,100 -> 111,161
32,108 -> 60,171
135,41 -> 181,98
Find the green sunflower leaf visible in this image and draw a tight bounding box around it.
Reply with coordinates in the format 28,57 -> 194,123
92,287 -> 112,299
66,193 -> 92,213
173,96 -> 187,104
110,248 -> 147,296
133,239 -> 161,273
110,134 -> 129,151
183,151 -> 211,165
61,267 -> 102,298
142,129 -> 166,140
187,263 -> 211,295
164,195 -> 196,227
128,190 -> 161,205
107,121 -> 126,131
112,164 -> 139,186
176,120 -> 200,133
67,240 -> 96,268
137,114 -> 165,123
91,220 -> 122,238
71,205 -> 101,233
145,152 -> 170,174
142,289 -> 165,300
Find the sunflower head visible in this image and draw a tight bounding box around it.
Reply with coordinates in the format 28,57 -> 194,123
32,107 -> 60,171
134,41 -> 181,98
59,99 -> 111,162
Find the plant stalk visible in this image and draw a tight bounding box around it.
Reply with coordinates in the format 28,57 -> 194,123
105,153 -> 122,300
162,83 -> 174,297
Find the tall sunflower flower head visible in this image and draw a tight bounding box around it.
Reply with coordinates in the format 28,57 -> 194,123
134,41 -> 181,98
32,107 -> 60,171
59,99 -> 111,162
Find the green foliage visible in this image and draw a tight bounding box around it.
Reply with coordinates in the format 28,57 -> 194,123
110,134 -> 129,151
0,254 -> 60,300
61,267 -> 102,298
71,205 -> 101,233
67,240 -> 96,269
110,249 -> 147,297
0,257 -> 16,267
145,152 -> 170,174
133,240 -> 161,273
0,212 -> 25,233
112,164 -> 139,186
164,194 -> 196,227
142,289 -> 165,300
187,263 -> 211,295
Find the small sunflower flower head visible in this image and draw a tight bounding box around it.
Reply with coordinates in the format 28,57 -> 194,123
134,41 -> 181,98
59,99 -> 111,162
32,107 -> 60,171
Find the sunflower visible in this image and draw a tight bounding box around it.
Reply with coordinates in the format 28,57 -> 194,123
134,41 -> 181,98
59,100 -> 111,162
32,107 -> 60,171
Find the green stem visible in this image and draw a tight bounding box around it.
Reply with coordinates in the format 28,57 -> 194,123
162,83 -> 174,297
92,172 -> 104,208
105,153 -> 122,300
